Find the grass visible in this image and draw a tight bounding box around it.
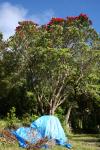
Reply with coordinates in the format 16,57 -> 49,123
0,120 -> 7,129
0,120 -> 100,150
70,134 -> 100,150
0,134 -> 99,150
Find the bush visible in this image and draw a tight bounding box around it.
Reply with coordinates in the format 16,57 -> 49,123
6,107 -> 20,129
22,113 -> 39,126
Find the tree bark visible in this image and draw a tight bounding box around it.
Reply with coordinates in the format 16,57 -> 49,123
65,106 -> 72,125
49,108 -> 55,115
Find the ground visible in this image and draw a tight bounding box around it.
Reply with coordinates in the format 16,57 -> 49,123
0,134 -> 100,150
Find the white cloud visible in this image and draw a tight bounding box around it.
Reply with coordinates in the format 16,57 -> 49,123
0,2 -> 54,40
0,2 -> 27,40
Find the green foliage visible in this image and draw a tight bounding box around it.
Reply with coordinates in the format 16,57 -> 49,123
22,113 -> 32,126
31,114 -> 39,121
22,113 -> 39,126
55,107 -> 65,123
6,107 -> 20,129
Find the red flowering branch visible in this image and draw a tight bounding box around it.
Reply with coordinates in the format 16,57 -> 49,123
66,13 -> 92,26
15,14 -> 92,33
44,14 -> 92,31
44,17 -> 65,31
47,18 -> 65,25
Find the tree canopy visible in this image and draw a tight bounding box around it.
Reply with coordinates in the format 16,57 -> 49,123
0,14 -> 100,133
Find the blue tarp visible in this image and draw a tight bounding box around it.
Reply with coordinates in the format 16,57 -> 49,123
12,115 -> 72,149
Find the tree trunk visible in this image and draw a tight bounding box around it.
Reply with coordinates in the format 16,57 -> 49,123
65,106 -> 72,125
49,106 -> 56,115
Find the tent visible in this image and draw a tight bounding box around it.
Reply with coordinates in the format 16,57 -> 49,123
12,115 -> 72,149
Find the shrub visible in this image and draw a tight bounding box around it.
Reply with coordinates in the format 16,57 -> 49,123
6,107 -> 20,129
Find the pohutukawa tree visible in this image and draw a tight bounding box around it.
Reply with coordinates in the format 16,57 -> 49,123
8,14 -> 100,118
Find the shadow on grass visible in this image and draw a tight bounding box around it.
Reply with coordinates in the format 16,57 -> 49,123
72,138 -> 100,143
71,134 -> 100,138
70,134 -> 100,148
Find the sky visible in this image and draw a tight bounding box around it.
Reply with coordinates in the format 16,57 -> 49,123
0,0 -> 100,39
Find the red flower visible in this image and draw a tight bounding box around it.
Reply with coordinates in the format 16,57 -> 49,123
79,13 -> 88,20
66,13 -> 92,25
47,17 -> 65,26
